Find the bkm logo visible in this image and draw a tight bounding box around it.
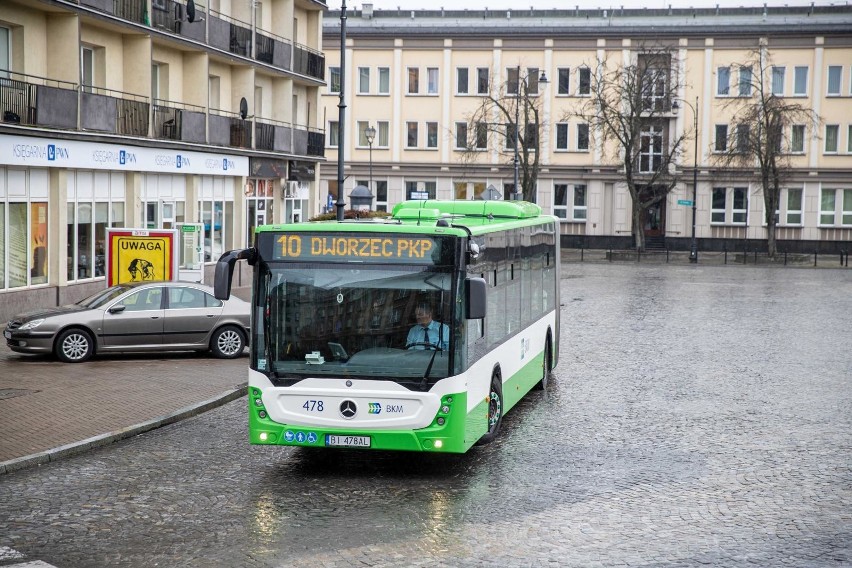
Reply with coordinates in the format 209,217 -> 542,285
368,403 -> 382,414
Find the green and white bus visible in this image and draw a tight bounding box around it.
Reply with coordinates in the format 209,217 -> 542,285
214,200 -> 560,453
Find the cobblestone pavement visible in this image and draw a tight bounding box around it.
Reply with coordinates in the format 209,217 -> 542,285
0,264 -> 850,567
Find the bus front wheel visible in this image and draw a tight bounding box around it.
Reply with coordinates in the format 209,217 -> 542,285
535,336 -> 552,391
478,372 -> 503,445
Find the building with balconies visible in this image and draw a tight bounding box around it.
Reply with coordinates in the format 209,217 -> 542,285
0,0 -> 327,321
321,4 -> 852,254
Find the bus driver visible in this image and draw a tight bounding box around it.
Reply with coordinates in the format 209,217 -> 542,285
406,303 -> 450,350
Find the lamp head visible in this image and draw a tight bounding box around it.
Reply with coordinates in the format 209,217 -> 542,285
365,125 -> 376,144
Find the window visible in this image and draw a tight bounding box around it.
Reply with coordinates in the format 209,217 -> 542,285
641,66 -> 668,111
817,188 -> 851,225
507,67 -> 519,95
457,67 -> 469,94
477,67 -> 489,94
711,186 -> 748,224
198,183 -> 233,264
151,63 -> 162,101
794,66 -> 808,96
791,125 -> 805,153
82,46 -> 95,93
717,66 -> 730,96
557,68 -> 570,95
405,180 -> 436,200
427,68 -> 439,94
555,123 -> 569,150
825,125 -> 839,153
475,123 -> 488,150
357,121 -> 370,147
375,180 -> 388,212
732,187 -> 748,223
378,67 -> 390,94
328,121 -> 339,147
358,67 -> 370,94
715,125 -> 728,152
827,65 -> 842,96
406,122 -> 418,148
0,26 -> 8,79
526,68 -> 540,96
524,123 -> 539,149
376,121 -> 389,148
407,67 -> 419,94
329,66 -> 341,94
426,122 -> 438,149
848,125 -> 852,153
736,124 -> 750,153
738,66 -> 752,96
576,123 -> 589,151
639,126 -> 663,173
455,122 -> 468,149
771,66 -> 785,95
67,171 -> 126,282
785,188 -> 803,225
578,67 -> 591,95
553,183 -> 587,221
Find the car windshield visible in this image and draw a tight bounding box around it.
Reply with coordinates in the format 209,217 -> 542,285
76,285 -> 134,309
254,263 -> 458,386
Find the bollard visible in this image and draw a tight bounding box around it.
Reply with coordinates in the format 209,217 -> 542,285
784,250 -> 787,266
581,246 -> 584,262
724,245 -> 728,265
814,251 -> 818,267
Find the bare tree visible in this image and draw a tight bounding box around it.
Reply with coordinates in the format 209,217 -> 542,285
573,46 -> 688,251
458,67 -> 546,202
713,46 -> 820,258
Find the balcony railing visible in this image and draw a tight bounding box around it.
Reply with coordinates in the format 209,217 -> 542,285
0,70 -> 78,130
293,43 -> 325,81
1,71 -> 323,157
81,86 -> 149,136
153,98 -> 206,143
209,9 -> 252,58
256,29 -> 292,70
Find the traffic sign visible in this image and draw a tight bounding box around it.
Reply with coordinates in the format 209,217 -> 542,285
678,199 -> 694,206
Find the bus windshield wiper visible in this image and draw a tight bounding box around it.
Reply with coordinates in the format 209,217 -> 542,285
420,346 -> 442,390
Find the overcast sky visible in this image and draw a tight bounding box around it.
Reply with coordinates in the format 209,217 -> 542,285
346,0 -> 842,9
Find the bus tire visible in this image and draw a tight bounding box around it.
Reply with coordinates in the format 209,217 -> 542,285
211,325 -> 245,359
535,336 -> 552,391
478,371 -> 503,445
55,328 -> 95,363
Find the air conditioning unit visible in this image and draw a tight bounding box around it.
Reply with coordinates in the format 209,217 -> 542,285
283,181 -> 299,198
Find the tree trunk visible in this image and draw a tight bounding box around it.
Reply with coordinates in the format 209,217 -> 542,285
632,197 -> 645,251
767,220 -> 777,259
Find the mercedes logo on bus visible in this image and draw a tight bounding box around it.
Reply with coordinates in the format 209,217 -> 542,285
339,400 -> 357,419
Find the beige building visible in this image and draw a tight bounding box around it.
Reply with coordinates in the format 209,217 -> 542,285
0,0 -> 327,321
321,5 -> 852,253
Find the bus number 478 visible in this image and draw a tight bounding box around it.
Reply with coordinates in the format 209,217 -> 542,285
303,400 -> 324,412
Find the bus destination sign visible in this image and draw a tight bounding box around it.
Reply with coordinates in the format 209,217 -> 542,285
272,233 -> 442,264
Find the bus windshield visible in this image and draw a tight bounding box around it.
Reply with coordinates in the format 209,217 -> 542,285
254,262 -> 457,388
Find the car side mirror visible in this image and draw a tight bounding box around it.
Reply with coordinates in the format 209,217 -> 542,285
108,305 -> 126,314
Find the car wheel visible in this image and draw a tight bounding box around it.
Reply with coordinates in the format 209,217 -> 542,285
211,325 -> 245,359
55,328 -> 94,363
477,371 -> 503,445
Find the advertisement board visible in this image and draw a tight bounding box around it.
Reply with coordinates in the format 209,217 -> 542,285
105,229 -> 178,287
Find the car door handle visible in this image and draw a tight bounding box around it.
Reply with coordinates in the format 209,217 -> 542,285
206,314 -> 215,318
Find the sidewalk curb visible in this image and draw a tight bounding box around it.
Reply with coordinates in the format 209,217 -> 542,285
0,386 -> 247,476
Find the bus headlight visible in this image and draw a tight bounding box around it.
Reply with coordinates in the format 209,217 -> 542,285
436,417 -> 445,426
441,405 -> 450,414
434,440 -> 443,449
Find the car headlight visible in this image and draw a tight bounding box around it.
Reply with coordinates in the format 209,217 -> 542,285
18,319 -> 45,331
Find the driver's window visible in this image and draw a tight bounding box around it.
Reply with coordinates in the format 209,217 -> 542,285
118,288 -> 162,312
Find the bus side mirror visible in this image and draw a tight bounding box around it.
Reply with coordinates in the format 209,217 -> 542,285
465,277 -> 486,319
214,248 -> 256,300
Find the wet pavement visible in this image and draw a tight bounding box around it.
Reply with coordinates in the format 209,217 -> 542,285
0,263 -> 850,567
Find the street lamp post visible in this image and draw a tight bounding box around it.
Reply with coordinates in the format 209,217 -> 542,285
365,124 -> 376,196
674,96 -> 700,263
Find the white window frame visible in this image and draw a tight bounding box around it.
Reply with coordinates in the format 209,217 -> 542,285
738,66 -> 752,97
474,122 -> 488,150
358,67 -> 370,94
826,65 -> 842,96
356,121 -> 370,147
557,67 -> 570,95
577,67 -> 591,96
454,122 -> 468,150
824,124 -> 839,154
377,67 -> 390,95
717,66 -> 730,96
639,126 -> 663,173
791,125 -> 805,154
793,66 -> 809,96
328,121 -> 339,147
328,66 -> 341,94
576,123 -> 590,151
771,66 -> 785,96
407,67 -> 419,95
784,187 -> 804,226
456,67 -> 469,95
376,121 -> 389,148
553,183 -> 587,221
406,121 -> 419,148
427,67 -> 439,95
555,123 -> 569,151
476,67 -> 489,95
711,186 -> 749,225
426,122 -> 438,149
714,124 -> 728,152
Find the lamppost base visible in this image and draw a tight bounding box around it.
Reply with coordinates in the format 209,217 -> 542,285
689,244 -> 698,263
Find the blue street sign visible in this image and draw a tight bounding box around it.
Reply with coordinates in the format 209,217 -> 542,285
678,199 -> 694,206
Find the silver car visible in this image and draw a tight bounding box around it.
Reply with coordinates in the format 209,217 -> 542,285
4,281 -> 251,363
